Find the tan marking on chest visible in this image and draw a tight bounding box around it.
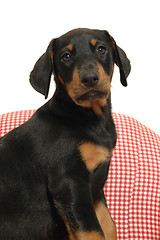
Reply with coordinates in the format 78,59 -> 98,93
78,142 -> 112,171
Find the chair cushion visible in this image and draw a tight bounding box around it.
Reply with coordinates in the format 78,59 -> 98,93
105,113 -> 160,239
0,110 -> 36,137
0,110 -> 160,239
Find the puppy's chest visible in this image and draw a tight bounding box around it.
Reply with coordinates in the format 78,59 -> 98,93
78,126 -> 113,172
78,142 -> 112,172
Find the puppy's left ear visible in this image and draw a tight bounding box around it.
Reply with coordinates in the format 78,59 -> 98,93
107,32 -> 131,87
114,43 -> 131,86
29,39 -> 56,99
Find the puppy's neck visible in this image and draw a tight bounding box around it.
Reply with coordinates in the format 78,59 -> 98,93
50,86 -> 112,121
91,99 -> 107,116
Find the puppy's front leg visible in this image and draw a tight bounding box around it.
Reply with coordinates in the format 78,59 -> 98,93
50,176 -> 105,240
94,199 -> 117,240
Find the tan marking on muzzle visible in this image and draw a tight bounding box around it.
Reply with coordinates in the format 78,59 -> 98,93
58,74 -> 65,85
66,62 -> 114,115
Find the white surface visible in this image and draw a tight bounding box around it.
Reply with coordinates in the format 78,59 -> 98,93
0,0 -> 159,135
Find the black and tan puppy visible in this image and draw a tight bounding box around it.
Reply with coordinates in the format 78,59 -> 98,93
0,28 -> 131,240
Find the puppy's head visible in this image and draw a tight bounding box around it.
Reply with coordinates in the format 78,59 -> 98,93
30,28 -> 131,114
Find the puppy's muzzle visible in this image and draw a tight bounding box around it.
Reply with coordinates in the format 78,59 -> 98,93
80,71 -> 99,88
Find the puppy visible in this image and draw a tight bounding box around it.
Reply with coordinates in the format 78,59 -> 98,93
0,28 -> 131,240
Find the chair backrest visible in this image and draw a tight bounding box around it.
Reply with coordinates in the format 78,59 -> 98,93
0,110 -> 160,239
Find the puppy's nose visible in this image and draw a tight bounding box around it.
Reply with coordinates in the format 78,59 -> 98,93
80,71 -> 99,87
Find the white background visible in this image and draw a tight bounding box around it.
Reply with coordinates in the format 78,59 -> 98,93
0,0 -> 159,135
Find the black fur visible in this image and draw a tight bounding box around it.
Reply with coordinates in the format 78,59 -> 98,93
0,28 -> 131,239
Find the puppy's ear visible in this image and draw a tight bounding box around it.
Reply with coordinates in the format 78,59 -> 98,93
114,43 -> 131,86
29,39 -> 56,99
106,32 -> 131,86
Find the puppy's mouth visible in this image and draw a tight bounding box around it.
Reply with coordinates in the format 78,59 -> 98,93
77,90 -> 108,102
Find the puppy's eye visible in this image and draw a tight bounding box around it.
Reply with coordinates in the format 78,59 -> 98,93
61,52 -> 71,62
96,45 -> 107,55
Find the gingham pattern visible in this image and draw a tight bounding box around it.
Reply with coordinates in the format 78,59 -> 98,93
0,110 -> 35,137
105,113 -> 160,240
0,110 -> 160,239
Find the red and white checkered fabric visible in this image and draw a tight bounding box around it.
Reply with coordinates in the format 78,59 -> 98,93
105,113 -> 160,240
0,110 -> 35,137
0,110 -> 160,239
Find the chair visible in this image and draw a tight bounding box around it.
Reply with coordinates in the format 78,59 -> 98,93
0,110 -> 160,239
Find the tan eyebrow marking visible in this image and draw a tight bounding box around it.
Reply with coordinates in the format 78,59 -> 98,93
67,44 -> 73,51
91,39 -> 97,46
